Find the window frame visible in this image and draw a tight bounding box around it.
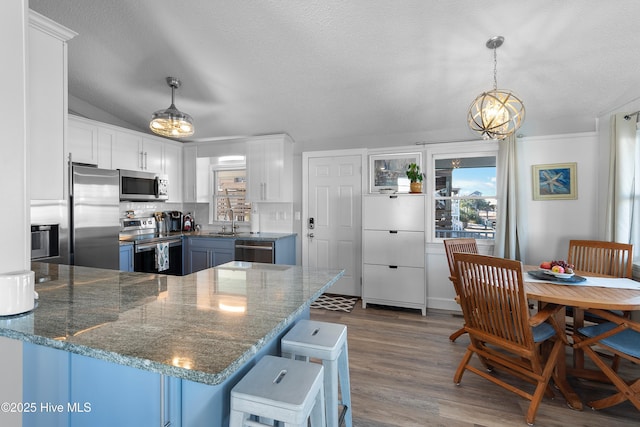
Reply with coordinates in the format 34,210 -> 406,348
208,164 -> 251,225
425,141 -> 499,244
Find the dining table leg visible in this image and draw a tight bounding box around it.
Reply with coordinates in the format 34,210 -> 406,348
572,307 -> 585,369
551,305 -> 583,410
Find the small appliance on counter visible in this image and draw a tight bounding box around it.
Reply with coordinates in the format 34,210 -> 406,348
183,213 -> 193,232
165,211 -> 183,232
0,270 -> 35,316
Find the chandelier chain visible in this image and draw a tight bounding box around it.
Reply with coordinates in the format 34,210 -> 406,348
493,46 -> 498,90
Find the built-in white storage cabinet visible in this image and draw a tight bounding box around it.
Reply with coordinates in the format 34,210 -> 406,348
246,134 -> 293,202
28,11 -> 76,200
67,115 -> 183,202
362,194 -> 426,315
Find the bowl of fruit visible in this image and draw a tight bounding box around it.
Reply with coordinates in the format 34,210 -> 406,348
539,260 -> 575,278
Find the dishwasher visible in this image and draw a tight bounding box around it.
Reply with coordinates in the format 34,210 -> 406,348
235,240 -> 275,263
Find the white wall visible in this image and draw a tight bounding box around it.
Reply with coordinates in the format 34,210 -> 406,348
1,2 -> 27,425
1,0 -> 29,275
516,132 -> 600,265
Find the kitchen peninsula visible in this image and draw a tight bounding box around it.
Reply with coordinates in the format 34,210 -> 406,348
0,262 -> 344,427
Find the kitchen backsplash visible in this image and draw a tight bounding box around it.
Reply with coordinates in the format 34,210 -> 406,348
120,201 -> 293,234
119,202 -> 183,220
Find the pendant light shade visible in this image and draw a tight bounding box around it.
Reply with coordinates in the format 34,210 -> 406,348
150,77 -> 194,138
467,36 -> 525,140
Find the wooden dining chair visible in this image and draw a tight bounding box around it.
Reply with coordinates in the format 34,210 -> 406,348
443,238 -> 478,342
566,239 -> 633,337
567,239 -> 633,278
452,253 -> 568,426
573,308 -> 640,412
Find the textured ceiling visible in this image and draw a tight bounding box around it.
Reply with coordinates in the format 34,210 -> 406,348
29,0 -> 640,146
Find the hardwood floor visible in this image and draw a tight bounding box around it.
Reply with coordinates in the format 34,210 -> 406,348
310,302 -> 638,427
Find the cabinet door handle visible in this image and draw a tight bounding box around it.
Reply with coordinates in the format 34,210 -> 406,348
144,152 -> 148,170
139,151 -> 144,169
390,195 -> 398,199
388,265 -> 398,269
389,230 -> 398,234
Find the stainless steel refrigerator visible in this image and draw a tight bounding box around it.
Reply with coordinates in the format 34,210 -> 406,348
69,165 -> 120,269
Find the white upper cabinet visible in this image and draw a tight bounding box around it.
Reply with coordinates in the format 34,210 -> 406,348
142,137 -> 164,174
67,115 -> 183,201
110,131 -> 164,174
246,134 -> 293,202
29,11 -> 76,200
67,117 -> 98,166
163,142 -> 182,202
67,115 -> 114,169
182,145 -> 197,203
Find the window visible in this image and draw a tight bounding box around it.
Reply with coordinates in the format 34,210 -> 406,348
211,168 -> 251,223
434,156 -> 497,240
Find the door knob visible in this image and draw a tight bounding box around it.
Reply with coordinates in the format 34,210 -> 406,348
307,233 -> 315,238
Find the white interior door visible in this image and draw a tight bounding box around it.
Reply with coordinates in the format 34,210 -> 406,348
305,155 -> 362,296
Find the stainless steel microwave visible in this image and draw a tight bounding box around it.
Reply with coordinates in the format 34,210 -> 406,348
119,169 -> 169,201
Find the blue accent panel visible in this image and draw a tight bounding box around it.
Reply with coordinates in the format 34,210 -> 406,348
23,342 -> 70,427
532,322 -> 555,343
274,235 -> 296,265
578,322 -> 640,358
69,353 -> 161,426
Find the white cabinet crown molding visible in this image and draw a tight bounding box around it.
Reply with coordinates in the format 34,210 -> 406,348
29,10 -> 77,41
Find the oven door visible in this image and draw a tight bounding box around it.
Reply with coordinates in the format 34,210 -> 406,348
134,238 -> 183,275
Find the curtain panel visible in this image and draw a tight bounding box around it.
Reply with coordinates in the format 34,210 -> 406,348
605,113 -> 639,263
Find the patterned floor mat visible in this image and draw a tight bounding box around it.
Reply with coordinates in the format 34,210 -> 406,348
310,294 -> 359,312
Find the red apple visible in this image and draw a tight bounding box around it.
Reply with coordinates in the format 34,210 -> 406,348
540,261 -> 551,270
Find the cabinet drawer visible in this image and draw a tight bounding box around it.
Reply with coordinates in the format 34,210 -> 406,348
362,264 -> 425,305
363,195 -> 425,230
363,230 -> 424,267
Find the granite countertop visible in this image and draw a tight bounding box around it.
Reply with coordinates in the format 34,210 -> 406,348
185,231 -> 296,241
119,231 -> 296,243
0,262 -> 343,386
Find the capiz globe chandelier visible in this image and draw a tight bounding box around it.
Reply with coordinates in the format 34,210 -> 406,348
150,77 -> 194,138
467,36 -> 525,140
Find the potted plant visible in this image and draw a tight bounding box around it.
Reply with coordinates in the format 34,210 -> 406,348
406,163 -> 424,193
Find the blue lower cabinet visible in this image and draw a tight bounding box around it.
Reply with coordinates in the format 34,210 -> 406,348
119,244 -> 134,272
23,343 -> 70,427
23,344 -> 165,427
69,354 -> 162,426
185,237 -> 235,274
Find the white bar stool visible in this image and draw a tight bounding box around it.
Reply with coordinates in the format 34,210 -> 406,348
230,355 -> 326,427
281,320 -> 352,427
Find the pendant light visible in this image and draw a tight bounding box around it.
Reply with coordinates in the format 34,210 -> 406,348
150,77 -> 194,138
467,36 -> 525,140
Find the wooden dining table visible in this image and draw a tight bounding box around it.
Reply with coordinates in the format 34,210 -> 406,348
523,265 -> 640,410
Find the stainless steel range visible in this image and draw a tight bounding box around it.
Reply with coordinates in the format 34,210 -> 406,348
120,217 -> 183,275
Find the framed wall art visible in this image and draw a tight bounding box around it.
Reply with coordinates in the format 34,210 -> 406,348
532,162 -> 577,200
369,152 -> 422,193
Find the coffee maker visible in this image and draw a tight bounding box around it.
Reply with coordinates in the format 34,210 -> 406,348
165,211 -> 183,232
